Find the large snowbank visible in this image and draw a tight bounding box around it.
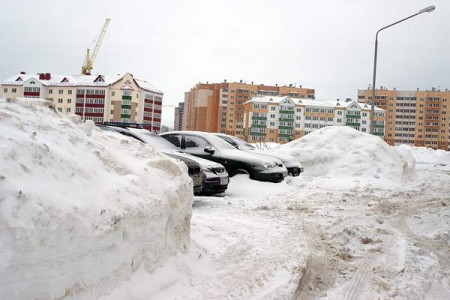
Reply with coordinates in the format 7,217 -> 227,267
398,144 -> 450,173
278,126 -> 416,186
0,98 -> 193,299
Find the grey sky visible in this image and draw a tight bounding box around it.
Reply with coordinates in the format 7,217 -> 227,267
1,0 -> 448,127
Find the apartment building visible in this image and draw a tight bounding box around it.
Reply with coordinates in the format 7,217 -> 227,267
1,72 -> 163,132
358,88 -> 450,150
174,102 -> 184,130
184,81 -> 315,138
243,96 -> 385,143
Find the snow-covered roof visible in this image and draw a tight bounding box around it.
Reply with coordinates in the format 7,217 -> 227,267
135,78 -> 163,94
2,73 -> 162,94
245,96 -> 384,111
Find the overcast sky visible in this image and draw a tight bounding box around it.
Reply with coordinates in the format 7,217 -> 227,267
1,0 -> 449,127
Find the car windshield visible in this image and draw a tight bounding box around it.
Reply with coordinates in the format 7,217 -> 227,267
231,137 -> 256,150
131,131 -> 178,151
201,134 -> 238,150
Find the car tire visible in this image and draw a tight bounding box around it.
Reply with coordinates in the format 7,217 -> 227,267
230,168 -> 251,179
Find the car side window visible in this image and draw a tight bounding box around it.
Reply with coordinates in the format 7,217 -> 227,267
223,136 -> 238,148
185,136 -> 211,153
165,134 -> 182,148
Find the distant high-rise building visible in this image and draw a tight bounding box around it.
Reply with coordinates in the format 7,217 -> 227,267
1,72 -> 163,132
184,81 -> 315,138
243,96 -> 384,143
174,102 -> 184,131
358,88 -> 450,150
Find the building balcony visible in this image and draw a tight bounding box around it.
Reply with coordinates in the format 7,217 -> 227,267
346,122 -> 360,127
346,114 -> 361,119
279,118 -> 294,122
373,124 -> 385,128
279,126 -> 293,130
121,104 -> 131,109
249,132 -> 266,136
252,116 -> 267,120
120,114 -> 131,118
279,110 -> 294,114
372,132 -> 385,137
251,124 -> 266,128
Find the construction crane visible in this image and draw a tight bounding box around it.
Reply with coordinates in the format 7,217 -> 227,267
81,18 -> 111,75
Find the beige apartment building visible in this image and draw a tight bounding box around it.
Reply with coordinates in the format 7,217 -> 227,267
184,81 -> 315,137
1,72 -> 163,132
243,96 -> 385,143
358,88 -> 450,150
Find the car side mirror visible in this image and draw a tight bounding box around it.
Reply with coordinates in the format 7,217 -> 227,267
204,146 -> 215,154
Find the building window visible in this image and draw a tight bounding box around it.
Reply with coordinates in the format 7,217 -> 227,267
3,88 -> 7,93
58,89 -> 63,94
12,88 -> 17,93
67,99 -> 72,103
68,90 -> 73,95
58,108 -> 62,112
66,108 -> 71,113
58,98 -> 63,103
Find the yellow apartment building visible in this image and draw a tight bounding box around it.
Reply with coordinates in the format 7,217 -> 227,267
1,72 -> 163,132
184,81 -> 315,138
358,88 -> 450,150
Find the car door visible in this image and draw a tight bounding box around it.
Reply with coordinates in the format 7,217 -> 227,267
182,134 -> 225,164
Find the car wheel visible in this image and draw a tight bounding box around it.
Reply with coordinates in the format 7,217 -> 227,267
230,168 -> 251,178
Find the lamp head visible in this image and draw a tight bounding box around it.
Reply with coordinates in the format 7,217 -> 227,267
419,5 -> 436,14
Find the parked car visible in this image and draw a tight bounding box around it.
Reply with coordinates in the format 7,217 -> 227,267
160,131 -> 288,182
214,133 -> 304,176
97,125 -> 228,194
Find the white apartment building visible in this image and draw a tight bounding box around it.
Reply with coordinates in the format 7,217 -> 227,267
243,96 -> 385,143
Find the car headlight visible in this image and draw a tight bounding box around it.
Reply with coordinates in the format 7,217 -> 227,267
255,163 -> 276,170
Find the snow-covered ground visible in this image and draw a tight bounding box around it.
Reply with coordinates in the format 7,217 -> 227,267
104,129 -> 450,299
1,98 -> 449,299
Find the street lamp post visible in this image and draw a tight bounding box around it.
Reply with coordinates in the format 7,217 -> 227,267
370,5 -> 436,134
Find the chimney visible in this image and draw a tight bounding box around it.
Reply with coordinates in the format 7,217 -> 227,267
417,88 -> 419,91
300,85 -> 302,88
39,73 -> 45,80
336,99 -> 340,101
276,84 -> 278,87
20,71 -> 26,74
289,84 -> 293,87
224,79 -> 227,83
240,79 -> 243,83
251,81 -> 253,85
346,98 -> 351,102
206,81 -> 209,84
46,73 -> 51,80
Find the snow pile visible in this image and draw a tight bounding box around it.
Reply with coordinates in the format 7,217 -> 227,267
278,126 -> 416,186
0,98 -> 193,299
398,144 -> 450,173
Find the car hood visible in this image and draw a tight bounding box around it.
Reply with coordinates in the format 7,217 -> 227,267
218,149 -> 283,166
164,150 -> 224,169
249,149 -> 302,168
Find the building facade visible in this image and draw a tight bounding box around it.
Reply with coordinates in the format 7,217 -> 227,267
174,102 -> 184,131
243,96 -> 385,143
184,81 -> 315,138
358,88 -> 450,150
1,72 -> 163,132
